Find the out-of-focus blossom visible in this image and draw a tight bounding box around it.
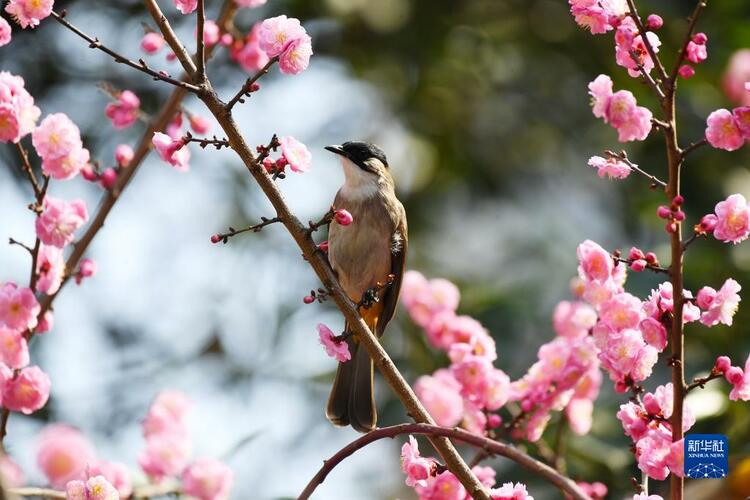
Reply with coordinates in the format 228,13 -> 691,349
36,244 -> 65,295
202,20 -> 220,46
138,432 -> 192,480
173,0 -> 198,15
35,196 -> 89,248
279,135 -> 311,172
552,301 -> 596,339
5,0 -> 53,29
400,436 -> 433,488
728,354 -> 750,401
230,24 -> 269,73
678,65 -> 695,79
189,114 -> 211,135
576,481 -> 607,499
141,32 -> 164,54
142,390 -> 192,438
152,132 -> 190,171
414,369 -> 464,427
317,324 -> 350,362
87,460 -> 132,498
0,71 -> 40,143
235,0 -> 266,6
401,271 -> 460,329
37,310 -> 53,333
115,144 -> 134,167
105,90 -> 140,130
722,49 -> 750,105
182,458 -> 233,500
0,454 -> 24,487
0,18 -> 11,46
65,474 -> 119,500
0,326 -> 29,368
588,155 -> 631,179
489,482 -> 534,500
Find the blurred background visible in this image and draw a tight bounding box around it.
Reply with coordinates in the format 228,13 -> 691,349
3,0 -> 750,498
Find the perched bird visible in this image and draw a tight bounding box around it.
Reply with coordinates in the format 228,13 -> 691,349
324,141 -> 408,433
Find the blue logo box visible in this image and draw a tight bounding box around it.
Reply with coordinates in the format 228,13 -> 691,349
684,434 -> 728,478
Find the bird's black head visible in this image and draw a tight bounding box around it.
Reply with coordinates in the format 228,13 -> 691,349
325,141 -> 388,173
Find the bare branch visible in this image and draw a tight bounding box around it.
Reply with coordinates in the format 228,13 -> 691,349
196,0 -> 206,81
211,216 -> 282,244
686,371 -> 723,392
605,150 -> 667,189
51,11 -> 200,93
143,0 -> 198,78
681,138 -> 708,159
298,423 -> 592,500
226,56 -> 279,111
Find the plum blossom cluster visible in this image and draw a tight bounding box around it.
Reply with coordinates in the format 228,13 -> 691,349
4,0 -> 54,30
402,271 -> 511,436
589,75 -> 652,142
616,383 -> 693,480
588,154 -> 631,179
400,436 -> 532,500
700,194 -> 750,244
678,33 -> 708,79
0,71 -> 40,143
704,107 -> 750,151
261,135 -> 313,175
714,355 -> 750,401
104,90 -> 140,130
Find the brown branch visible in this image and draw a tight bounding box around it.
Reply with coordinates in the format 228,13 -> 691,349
306,208 -> 334,234
668,1 -> 709,87
297,423 -> 591,500
196,0 -> 206,81
196,88 -> 491,499
16,143 -> 41,198
628,49 -> 665,101
605,150 -> 667,189
8,487 -> 66,499
0,0 -> 241,446
681,138 -> 708,159
686,371 -> 722,392
51,11 -> 200,93
143,0 -> 198,78
9,481 -> 181,499
212,216 -> 281,243
226,56 -> 279,111
613,256 -> 670,275
182,132 -> 231,149
625,0 -> 668,82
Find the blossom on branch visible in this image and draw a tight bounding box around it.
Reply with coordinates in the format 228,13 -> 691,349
705,109 -> 744,151
279,135 -> 312,172
0,71 -> 40,143
614,17 -> 661,78
182,457 -> 234,500
258,15 -> 313,74
696,278 -> 741,327
400,436 -> 433,488
152,132 -> 190,171
588,155 -> 631,179
588,75 -> 652,142
568,0 -> 627,35
35,196 -> 89,248
0,282 -> 40,332
66,473 -> 119,500
105,90 -> 140,130
710,194 -> 750,243
317,324 -> 350,362
173,0 -> 198,15
3,365 -> 51,414
5,0 -> 53,29
0,18 -> 11,46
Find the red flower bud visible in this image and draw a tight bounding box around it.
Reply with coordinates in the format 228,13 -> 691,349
646,14 -> 663,30
210,234 -> 222,244
657,205 -> 672,219
303,295 -> 315,304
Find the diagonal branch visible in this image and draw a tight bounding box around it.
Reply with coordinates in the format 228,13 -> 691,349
226,56 -> 279,111
51,11 -> 200,93
196,0 -> 206,81
298,423 -> 592,500
143,0 -> 198,78
605,150 -> 667,189
197,89 -> 492,499
625,0 -> 668,83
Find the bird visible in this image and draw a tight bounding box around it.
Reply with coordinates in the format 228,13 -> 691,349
324,141 -> 408,433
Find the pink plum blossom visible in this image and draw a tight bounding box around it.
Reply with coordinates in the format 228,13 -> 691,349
42,145 -> 90,180
152,132 -> 190,171
258,15 -> 308,58
189,114 -> 211,135
182,458 -> 233,500
142,390 -> 192,438
139,431 -> 192,480
588,155 -> 631,179
317,323 -> 350,362
614,18 -> 662,78
588,75 -> 652,141
599,292 -> 644,330
105,90 -> 140,130
698,278 -> 741,327
3,366 -> 50,414
173,0 -> 198,15
686,40 -> 708,64
65,475 -> 120,500
722,49 -> 750,105
115,144 -> 134,167
552,301 -> 596,339
732,106 -> 750,139
36,244 -> 65,294
279,135 -> 312,172
32,113 -> 82,160
87,460 -> 132,498
400,436 -> 433,488
568,0 -> 627,35
35,196 -> 89,248
565,398 -> 594,435
279,34 -> 313,75
37,310 -> 53,333
0,71 -> 40,143
577,239 -> 613,283
230,24 -> 269,73
0,18 -> 11,46
706,109 -> 744,151
235,0 -> 266,6
678,65 -> 695,79
202,20 -> 221,46
415,470 -> 465,500
401,271 -> 460,329
489,482 -> 534,500
729,354 -> 750,401
0,327 -> 29,368
0,282 -> 40,331
141,32 -> 164,54
633,495 -> 663,500
5,0 -> 53,29
712,194 -> 750,243
414,369 -> 464,427
639,317 -> 667,351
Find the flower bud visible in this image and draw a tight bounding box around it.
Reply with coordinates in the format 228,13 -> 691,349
334,209 -> 353,226
673,195 -> 685,206
318,240 -> 329,252
645,252 -> 658,264
699,214 -> 718,233
628,247 -> 645,260
643,393 -> 661,415
210,234 -> 222,244
100,168 -> 118,190
657,205 -> 672,219
692,32 -> 708,45
715,356 -> 732,374
220,33 -> 233,46
673,210 -> 686,221
696,286 -> 716,309
303,295 -> 315,304
487,414 -> 502,428
189,115 -> 211,135
141,32 -> 165,54
665,221 -> 677,234
630,259 -> 647,272
726,366 -> 744,385
678,65 -> 695,79
115,144 -> 134,167
646,14 -> 663,30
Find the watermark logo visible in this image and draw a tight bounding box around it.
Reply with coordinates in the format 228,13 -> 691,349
684,434 -> 728,478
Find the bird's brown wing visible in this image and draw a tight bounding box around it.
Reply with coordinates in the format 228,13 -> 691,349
376,211 -> 407,337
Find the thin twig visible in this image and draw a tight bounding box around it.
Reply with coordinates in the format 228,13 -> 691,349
681,138 -> 708,159
625,0 -> 668,82
668,1 -> 709,87
8,487 -> 66,499
51,11 -> 200,93
306,209 -> 334,234
613,256 -> 670,275
686,371 -> 722,392
225,56 -> 279,111
8,238 -> 33,254
182,132 -> 231,149
297,423 -> 592,500
212,217 -> 282,244
628,49 -> 665,101
605,150 -> 667,188
143,0 -> 198,78
196,0 -> 206,81
16,143 -> 41,198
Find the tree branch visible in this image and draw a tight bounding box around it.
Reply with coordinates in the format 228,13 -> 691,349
625,0 -> 668,83
51,10 -> 200,93
605,150 -> 667,189
298,423 -> 591,500
196,0 -> 206,82
226,56 -> 279,111
681,138 -> 708,160
686,371 -> 722,392
16,143 -> 41,198
143,0 -> 198,78
211,216 -> 282,244
197,88 -> 492,499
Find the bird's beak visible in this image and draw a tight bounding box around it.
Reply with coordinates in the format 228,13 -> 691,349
325,145 -> 346,157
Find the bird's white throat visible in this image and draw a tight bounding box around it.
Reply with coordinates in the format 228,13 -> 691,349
339,156 -> 380,199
